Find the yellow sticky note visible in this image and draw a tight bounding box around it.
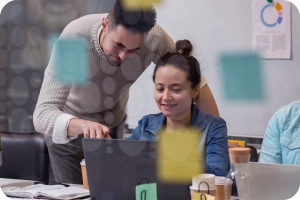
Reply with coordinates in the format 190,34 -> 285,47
191,192 -> 215,200
157,128 -> 203,183
123,0 -> 161,10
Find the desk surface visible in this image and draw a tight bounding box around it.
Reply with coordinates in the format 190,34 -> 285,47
0,178 -> 240,200
0,178 -> 83,188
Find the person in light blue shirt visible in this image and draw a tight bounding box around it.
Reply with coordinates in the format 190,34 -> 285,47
127,39 -> 229,176
259,100 -> 300,165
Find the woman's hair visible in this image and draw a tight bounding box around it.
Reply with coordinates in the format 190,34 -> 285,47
152,39 -> 201,88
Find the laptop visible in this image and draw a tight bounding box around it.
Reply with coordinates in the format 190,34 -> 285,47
235,162 -> 300,200
82,139 -> 191,200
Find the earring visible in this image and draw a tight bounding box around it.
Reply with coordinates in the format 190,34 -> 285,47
193,97 -> 196,104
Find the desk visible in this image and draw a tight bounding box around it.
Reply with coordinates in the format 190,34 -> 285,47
0,178 -> 84,188
0,178 -> 240,200
0,178 -> 87,200
0,178 -> 35,187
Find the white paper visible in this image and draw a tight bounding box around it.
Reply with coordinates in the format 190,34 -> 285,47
252,0 -> 291,59
3,184 -> 89,199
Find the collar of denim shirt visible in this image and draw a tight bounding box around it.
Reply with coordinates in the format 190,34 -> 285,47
145,104 -> 207,137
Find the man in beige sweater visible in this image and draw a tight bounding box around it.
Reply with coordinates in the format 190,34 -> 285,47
33,0 -> 219,184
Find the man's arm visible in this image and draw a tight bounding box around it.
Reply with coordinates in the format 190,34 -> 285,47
195,84 -> 220,117
259,114 -> 282,164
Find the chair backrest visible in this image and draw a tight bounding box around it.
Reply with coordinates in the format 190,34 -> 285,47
247,145 -> 259,162
0,132 -> 50,181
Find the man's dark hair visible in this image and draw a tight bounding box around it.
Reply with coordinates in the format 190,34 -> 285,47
107,0 -> 157,33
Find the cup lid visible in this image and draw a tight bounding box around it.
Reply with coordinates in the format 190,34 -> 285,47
228,147 -> 250,155
192,174 -> 215,184
215,177 -> 233,185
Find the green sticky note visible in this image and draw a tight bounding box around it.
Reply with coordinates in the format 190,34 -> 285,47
54,38 -> 89,85
219,52 -> 265,101
136,183 -> 157,200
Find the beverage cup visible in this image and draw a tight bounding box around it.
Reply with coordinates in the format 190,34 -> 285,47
190,174 -> 216,197
190,185 -> 216,196
215,176 -> 233,200
80,159 -> 89,189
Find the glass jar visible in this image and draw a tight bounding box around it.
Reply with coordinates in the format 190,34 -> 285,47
225,147 -> 251,200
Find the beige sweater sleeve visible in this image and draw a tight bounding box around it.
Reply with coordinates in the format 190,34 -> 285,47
33,48 -> 73,136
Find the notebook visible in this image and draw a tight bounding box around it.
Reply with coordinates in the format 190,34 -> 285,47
2,184 -> 90,199
82,139 -> 191,200
235,162 -> 300,200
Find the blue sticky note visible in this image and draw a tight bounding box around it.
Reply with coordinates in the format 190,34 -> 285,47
54,38 -> 89,85
219,52 -> 265,101
47,34 -> 59,61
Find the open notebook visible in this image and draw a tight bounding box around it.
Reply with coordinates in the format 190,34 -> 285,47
2,184 -> 90,199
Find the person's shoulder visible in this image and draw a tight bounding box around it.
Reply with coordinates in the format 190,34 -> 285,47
63,14 -> 107,33
146,23 -> 171,40
193,104 -> 225,124
273,100 -> 300,124
70,14 -> 107,24
280,100 -> 300,113
139,113 -> 163,125
205,113 -> 226,126
148,24 -> 164,34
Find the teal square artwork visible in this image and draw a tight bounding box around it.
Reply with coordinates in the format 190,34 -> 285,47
136,183 -> 157,200
54,38 -> 89,85
219,52 -> 265,101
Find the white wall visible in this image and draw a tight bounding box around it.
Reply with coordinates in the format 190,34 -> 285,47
127,0 -> 300,138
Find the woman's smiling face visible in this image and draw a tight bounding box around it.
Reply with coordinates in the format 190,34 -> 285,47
154,64 -> 195,122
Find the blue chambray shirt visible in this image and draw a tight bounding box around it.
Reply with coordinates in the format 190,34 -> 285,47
259,100 -> 300,165
127,104 -> 229,176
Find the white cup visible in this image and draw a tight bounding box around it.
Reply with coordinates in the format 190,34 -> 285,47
192,174 -> 215,185
190,174 -> 216,196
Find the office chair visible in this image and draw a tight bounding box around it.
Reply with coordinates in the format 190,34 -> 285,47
247,145 -> 259,162
0,132 -> 50,181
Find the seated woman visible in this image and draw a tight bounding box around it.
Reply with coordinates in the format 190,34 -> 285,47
127,40 -> 229,176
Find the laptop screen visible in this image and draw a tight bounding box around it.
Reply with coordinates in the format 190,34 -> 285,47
83,139 -> 191,200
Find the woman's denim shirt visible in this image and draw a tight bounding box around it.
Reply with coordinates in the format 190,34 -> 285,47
127,104 -> 229,176
259,100 -> 300,165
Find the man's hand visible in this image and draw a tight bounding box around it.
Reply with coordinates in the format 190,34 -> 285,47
68,118 -> 111,139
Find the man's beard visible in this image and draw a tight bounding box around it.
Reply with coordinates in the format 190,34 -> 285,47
101,33 -> 122,67
105,54 -> 122,67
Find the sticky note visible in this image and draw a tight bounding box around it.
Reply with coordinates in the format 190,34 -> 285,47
157,128 -> 203,183
136,183 -> 157,200
219,52 -> 265,101
47,34 -> 59,61
54,38 -> 89,85
123,0 -> 161,10
191,192 -> 215,200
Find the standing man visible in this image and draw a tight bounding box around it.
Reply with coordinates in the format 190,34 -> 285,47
33,0 -> 219,184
